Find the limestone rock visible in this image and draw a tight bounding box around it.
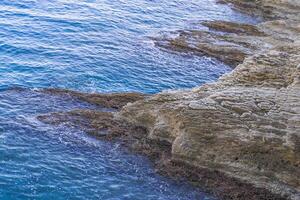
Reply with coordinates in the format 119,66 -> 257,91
37,0 -> 300,199
118,1 -> 300,199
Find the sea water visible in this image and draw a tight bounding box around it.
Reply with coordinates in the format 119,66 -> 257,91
0,1 -> 258,199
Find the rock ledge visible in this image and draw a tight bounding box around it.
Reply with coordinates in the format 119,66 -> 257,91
38,1 -> 300,199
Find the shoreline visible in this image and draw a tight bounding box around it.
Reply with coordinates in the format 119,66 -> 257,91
36,89 -> 287,200
37,1 -> 300,199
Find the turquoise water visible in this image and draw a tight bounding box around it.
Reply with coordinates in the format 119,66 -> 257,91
0,1 -> 259,199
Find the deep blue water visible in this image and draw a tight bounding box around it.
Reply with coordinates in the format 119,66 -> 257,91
0,1 -> 259,199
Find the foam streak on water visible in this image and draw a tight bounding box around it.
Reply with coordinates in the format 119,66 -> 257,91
0,1 -> 259,199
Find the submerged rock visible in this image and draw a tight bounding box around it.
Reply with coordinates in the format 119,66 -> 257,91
38,109 -> 146,140
201,21 -> 266,36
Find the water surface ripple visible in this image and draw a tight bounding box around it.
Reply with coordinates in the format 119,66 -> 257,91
0,0 -> 259,199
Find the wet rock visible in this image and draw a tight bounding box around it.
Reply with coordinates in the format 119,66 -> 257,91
155,30 -> 249,67
217,0 -> 300,20
201,21 -> 266,36
42,88 -> 146,110
154,20 -> 272,67
38,109 -> 288,200
37,109 -> 147,141
154,3 -> 299,68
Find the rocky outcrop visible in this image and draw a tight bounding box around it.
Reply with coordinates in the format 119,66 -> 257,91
38,0 -> 300,199
119,1 -> 300,199
154,20 -> 269,67
42,88 -> 146,110
217,0 -> 300,20
118,44 -> 300,199
154,18 -> 299,68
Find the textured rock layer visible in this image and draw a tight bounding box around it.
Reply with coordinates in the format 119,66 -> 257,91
38,1 -> 300,199
119,0 -> 300,199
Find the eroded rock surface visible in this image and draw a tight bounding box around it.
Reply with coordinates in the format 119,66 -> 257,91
119,45 -> 300,197
37,95 -> 288,200
154,18 -> 300,68
118,1 -> 300,199
38,0 -> 300,199
217,0 -> 300,20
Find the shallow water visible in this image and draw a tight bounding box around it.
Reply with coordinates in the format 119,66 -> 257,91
0,88 -> 210,200
0,1 -> 259,199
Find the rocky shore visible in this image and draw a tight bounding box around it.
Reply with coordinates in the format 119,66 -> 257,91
38,1 -> 300,199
